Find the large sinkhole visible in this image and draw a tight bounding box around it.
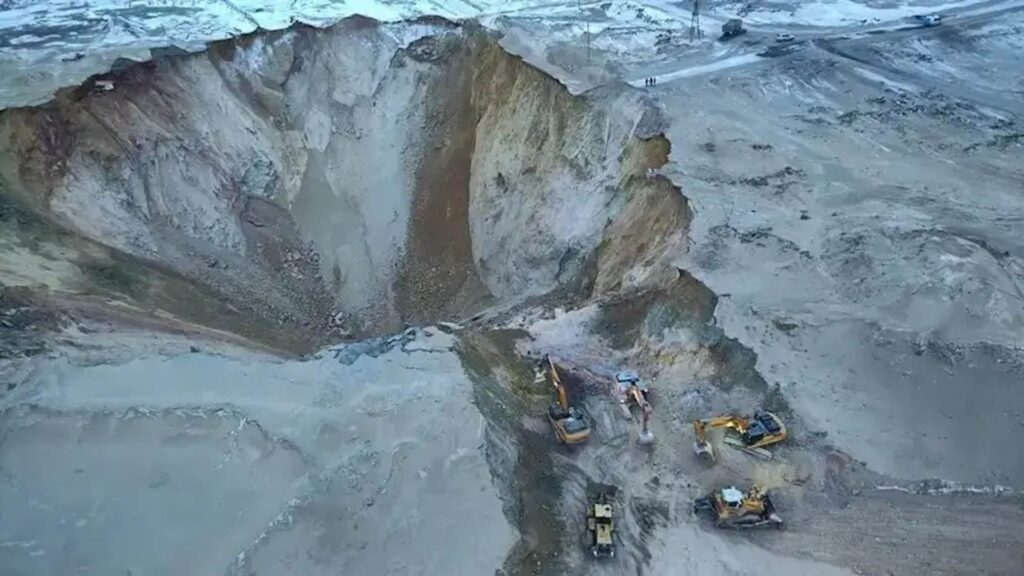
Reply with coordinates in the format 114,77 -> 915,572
0,17 -> 706,576
0,17 -> 687,353
3,14 -> 1024,576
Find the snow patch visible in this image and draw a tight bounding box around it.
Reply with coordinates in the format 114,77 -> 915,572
854,66 -> 917,92
733,0 -> 988,27
636,53 -> 762,86
877,481 -> 1017,496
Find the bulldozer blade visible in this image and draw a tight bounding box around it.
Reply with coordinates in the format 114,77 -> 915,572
692,496 -> 716,518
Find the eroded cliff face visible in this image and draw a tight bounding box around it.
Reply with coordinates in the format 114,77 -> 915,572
0,17 -> 685,350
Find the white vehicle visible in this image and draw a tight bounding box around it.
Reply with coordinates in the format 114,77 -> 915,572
915,14 -> 943,26
774,33 -> 795,43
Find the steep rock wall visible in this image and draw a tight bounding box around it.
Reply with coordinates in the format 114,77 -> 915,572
0,17 -> 686,347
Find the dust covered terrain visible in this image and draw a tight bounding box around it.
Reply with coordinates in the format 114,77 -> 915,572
1,2 -> 1024,576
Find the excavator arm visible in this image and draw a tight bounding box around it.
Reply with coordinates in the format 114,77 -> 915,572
543,355 -> 568,410
693,416 -> 748,441
692,415 -> 749,462
627,384 -> 655,444
626,386 -> 650,412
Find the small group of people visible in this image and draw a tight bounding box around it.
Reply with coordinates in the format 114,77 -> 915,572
644,76 -> 658,87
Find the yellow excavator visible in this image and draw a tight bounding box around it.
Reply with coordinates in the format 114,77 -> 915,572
692,411 -> 786,462
693,485 -> 783,529
538,355 -> 590,444
617,372 -> 654,445
587,493 -> 615,558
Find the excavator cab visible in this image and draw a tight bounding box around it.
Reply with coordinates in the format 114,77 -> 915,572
587,494 -> 615,558
549,404 -> 589,439
744,412 -> 784,446
615,371 -> 646,397
540,355 -> 591,444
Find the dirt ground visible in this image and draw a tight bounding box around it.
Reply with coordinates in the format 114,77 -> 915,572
479,5 -> 1024,573
470,301 -> 1024,575
1,5 -> 1023,576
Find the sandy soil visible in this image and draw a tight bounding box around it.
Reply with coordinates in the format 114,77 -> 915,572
1,5 -> 1023,576
0,328 -> 514,576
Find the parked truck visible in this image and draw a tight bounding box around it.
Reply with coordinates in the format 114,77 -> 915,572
720,19 -> 746,40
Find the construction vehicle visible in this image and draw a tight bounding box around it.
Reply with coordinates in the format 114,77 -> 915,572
720,19 -> 746,40
693,485 -> 783,529
587,493 -> 616,558
91,79 -> 115,93
538,355 -> 590,444
614,371 -> 648,402
692,411 -> 786,462
616,372 -> 654,445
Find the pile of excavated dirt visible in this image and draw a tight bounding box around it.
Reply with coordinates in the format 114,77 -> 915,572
0,17 -> 682,352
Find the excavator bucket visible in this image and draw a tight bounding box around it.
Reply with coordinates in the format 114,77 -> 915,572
693,440 -> 715,462
637,428 -> 655,445
533,365 -> 546,384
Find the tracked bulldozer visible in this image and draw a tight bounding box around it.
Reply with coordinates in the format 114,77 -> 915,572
537,355 -> 590,444
693,485 -> 783,529
692,411 -> 786,463
587,493 -> 616,558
